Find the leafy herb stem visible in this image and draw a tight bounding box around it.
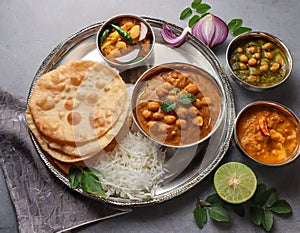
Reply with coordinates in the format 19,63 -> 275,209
194,184 -> 292,231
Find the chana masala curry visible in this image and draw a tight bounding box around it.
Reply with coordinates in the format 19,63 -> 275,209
133,64 -> 223,146
229,38 -> 288,87
99,17 -> 153,65
236,104 -> 300,164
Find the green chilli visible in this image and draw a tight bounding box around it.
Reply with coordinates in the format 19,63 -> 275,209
111,24 -> 133,44
99,27 -> 111,44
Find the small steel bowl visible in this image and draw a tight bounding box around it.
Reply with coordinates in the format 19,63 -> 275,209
96,14 -> 155,71
234,101 -> 300,166
131,62 -> 225,148
226,31 -> 293,91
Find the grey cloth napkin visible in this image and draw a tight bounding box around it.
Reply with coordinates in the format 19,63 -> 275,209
0,89 -> 131,233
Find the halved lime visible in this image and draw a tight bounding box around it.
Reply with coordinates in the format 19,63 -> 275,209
213,162 -> 257,204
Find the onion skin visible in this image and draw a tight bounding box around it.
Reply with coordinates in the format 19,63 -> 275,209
191,14 -> 229,48
161,23 -> 191,47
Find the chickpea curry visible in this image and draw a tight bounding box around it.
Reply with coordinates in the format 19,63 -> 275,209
99,17 -> 153,64
134,65 -> 223,146
229,39 -> 288,87
236,105 -> 300,164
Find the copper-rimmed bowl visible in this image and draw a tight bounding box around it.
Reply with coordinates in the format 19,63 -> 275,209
234,101 -> 300,166
131,62 -> 225,148
96,14 -> 155,71
226,31 -> 293,91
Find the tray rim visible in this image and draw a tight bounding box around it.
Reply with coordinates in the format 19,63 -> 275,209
26,16 -> 235,207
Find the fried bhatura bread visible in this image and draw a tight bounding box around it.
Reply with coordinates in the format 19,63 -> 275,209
28,61 -> 127,144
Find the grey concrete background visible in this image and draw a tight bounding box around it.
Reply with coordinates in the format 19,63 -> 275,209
1,0 -> 299,232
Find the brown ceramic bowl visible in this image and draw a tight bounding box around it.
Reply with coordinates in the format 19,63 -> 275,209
226,31 -> 293,91
234,101 -> 300,166
131,62 -> 225,148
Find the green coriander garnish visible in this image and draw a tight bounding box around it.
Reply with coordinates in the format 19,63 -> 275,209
161,100 -> 177,112
179,93 -> 196,104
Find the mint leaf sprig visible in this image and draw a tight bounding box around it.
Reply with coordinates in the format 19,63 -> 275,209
194,184 -> 292,231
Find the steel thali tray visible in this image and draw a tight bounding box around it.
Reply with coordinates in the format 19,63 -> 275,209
27,17 -> 235,207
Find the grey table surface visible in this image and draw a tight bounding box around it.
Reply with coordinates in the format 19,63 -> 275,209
1,0 -> 300,232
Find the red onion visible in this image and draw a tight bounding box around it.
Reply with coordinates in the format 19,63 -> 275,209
192,14 -> 229,48
161,23 -> 191,47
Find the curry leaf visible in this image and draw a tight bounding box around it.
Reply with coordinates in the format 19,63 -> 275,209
193,206 -> 207,228
207,205 -> 230,222
189,15 -> 201,27
270,200 -> 292,214
196,3 -> 211,14
250,207 -> 263,226
205,193 -> 224,205
253,183 -> 267,205
232,26 -> 252,36
191,0 -> 202,9
227,19 -> 243,33
69,166 -> 83,189
161,100 -> 177,112
262,209 -> 273,231
264,188 -> 277,208
180,7 -> 193,20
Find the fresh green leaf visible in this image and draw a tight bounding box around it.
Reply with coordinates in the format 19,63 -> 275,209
264,188 -> 278,208
189,15 -> 201,27
180,7 -> 193,20
179,93 -> 196,104
191,0 -> 202,9
262,209 -> 273,231
253,183 -> 267,205
208,205 -> 230,222
161,100 -> 177,112
249,207 -> 263,226
232,26 -> 252,36
69,166 -> 83,189
196,3 -> 211,15
227,19 -> 243,33
81,170 -> 106,198
193,206 -> 207,228
205,193 -> 224,205
173,87 -> 180,94
270,200 -> 292,214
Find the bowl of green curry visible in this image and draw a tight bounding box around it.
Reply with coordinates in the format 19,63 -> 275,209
226,31 -> 293,91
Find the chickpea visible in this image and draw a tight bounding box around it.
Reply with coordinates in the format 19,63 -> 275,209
166,95 -> 177,102
188,106 -> 199,116
185,83 -> 199,95
147,101 -> 160,111
270,62 -> 281,72
250,68 -> 260,76
262,42 -> 274,50
156,87 -> 168,97
236,47 -> 243,53
247,75 -> 258,83
162,82 -> 173,90
171,130 -> 177,136
153,111 -> 164,120
193,98 -> 202,109
239,54 -> 249,63
142,109 -> 152,119
275,54 -> 283,65
239,63 -> 248,70
247,46 -> 256,54
253,52 -> 261,59
264,51 -> 274,59
175,119 -> 187,129
164,115 -> 177,124
248,58 -> 257,67
201,97 -> 212,105
176,106 -> 188,118
192,116 -> 204,126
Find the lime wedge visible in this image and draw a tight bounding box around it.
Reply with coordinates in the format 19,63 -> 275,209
213,162 -> 257,204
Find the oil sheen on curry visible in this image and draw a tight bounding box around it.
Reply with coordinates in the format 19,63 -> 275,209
134,65 -> 223,146
236,105 -> 300,164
